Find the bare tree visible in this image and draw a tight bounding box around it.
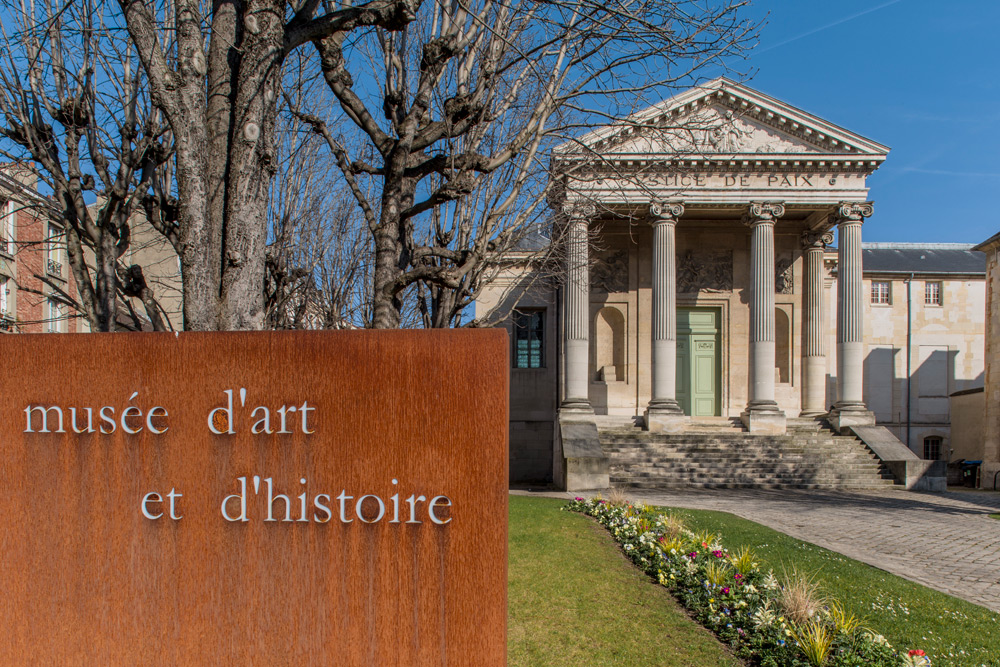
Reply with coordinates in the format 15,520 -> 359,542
265,106 -> 373,329
285,0 -> 755,328
0,0 -> 174,331
117,0 -> 427,331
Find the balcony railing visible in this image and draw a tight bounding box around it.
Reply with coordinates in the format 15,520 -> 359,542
47,258 -> 63,276
0,316 -> 14,332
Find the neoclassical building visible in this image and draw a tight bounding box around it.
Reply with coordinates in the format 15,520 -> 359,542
480,78 -> 982,487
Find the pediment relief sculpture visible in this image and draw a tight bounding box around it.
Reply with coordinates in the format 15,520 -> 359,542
595,105 -> 836,157
677,250 -> 733,293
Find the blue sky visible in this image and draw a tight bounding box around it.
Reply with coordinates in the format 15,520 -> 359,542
732,0 -> 1000,244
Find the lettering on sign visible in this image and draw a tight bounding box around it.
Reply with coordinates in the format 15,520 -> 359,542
23,388 -> 454,525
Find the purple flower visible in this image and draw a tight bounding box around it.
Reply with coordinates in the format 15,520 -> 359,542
687,552 -> 698,560
575,497 -> 584,501
734,574 -> 743,581
722,587 -> 730,594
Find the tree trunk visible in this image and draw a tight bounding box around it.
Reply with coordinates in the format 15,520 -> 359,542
217,0 -> 283,330
96,227 -> 118,331
372,211 -> 402,328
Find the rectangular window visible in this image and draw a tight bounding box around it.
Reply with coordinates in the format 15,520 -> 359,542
46,223 -> 63,278
924,281 -> 942,306
512,310 -> 544,369
871,281 -> 891,305
0,276 -> 8,316
46,298 -> 65,334
0,200 -> 13,255
923,436 -> 942,461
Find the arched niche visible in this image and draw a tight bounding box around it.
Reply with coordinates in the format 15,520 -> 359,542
595,306 -> 626,381
775,307 -> 791,384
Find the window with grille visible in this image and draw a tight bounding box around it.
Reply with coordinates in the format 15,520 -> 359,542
923,436 -> 942,460
0,200 -> 13,255
46,223 -> 64,278
871,281 -> 891,305
925,281 -> 942,306
512,310 -> 544,369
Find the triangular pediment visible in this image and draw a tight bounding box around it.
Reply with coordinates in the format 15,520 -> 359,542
555,78 -> 889,162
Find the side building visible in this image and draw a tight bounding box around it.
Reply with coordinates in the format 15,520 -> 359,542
0,169 -> 87,334
851,244 -> 985,460
0,169 -> 182,334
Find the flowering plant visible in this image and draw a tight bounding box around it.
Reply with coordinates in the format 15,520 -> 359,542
564,496 -> 923,667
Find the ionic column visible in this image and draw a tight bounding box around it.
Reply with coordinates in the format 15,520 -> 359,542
741,202 -> 786,434
645,202 -> 685,432
562,203 -> 595,410
800,230 -> 833,417
831,202 -> 875,427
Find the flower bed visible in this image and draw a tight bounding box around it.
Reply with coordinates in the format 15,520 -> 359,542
565,496 -> 932,667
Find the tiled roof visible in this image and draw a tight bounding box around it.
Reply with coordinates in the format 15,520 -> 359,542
860,243 -> 985,275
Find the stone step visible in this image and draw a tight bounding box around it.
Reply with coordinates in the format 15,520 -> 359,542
611,463 -> 886,473
611,481 -> 895,490
600,420 -> 890,490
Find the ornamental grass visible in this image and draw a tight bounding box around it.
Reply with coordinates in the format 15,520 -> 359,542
565,496 -> 930,667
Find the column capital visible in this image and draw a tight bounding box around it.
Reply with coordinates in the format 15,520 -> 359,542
742,201 -> 786,226
649,201 -> 684,224
830,201 -> 873,225
801,229 -> 834,250
561,201 -> 596,224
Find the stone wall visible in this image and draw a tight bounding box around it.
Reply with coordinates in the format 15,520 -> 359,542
982,246 -> 1000,484
476,262 -> 558,484
950,388 -> 985,462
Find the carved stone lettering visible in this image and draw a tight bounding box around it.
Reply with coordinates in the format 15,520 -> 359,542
677,250 -> 733,293
591,249 -> 629,293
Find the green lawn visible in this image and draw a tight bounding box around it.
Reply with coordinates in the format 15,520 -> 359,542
507,495 -> 741,666
671,507 -> 1000,667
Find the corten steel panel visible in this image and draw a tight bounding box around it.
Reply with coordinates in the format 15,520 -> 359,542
0,330 -> 508,665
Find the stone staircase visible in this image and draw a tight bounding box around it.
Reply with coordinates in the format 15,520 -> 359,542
598,416 -> 897,490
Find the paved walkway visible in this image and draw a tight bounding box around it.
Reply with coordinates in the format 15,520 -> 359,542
514,487 -> 1000,612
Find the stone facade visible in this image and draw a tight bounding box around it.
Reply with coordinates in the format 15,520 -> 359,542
481,79 -> 986,486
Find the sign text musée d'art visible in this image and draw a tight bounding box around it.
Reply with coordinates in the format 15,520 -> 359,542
0,330 -> 508,665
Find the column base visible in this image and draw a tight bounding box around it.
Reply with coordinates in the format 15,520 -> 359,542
741,401 -> 786,435
644,400 -> 687,433
798,410 -> 827,418
828,403 -> 875,433
556,410 -> 606,491
560,399 -> 594,415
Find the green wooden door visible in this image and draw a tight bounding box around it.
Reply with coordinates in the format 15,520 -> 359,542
676,308 -> 720,417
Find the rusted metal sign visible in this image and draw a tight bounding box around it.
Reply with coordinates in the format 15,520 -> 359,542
0,330 -> 508,665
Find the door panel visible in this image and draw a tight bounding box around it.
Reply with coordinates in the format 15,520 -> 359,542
692,339 -> 717,416
675,308 -> 720,417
